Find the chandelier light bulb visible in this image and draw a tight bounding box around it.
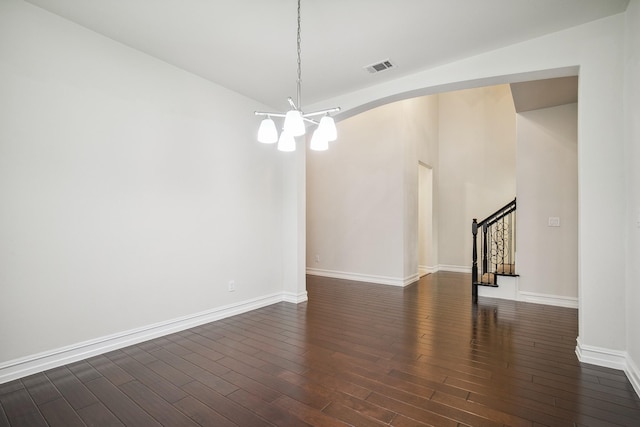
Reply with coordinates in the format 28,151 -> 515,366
310,129 -> 329,151
284,110 -> 306,136
277,130 -> 296,152
257,116 -> 278,143
318,115 -> 337,141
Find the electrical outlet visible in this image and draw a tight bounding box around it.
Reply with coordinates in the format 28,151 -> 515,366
548,217 -> 560,227
228,280 -> 235,292
315,254 -> 320,263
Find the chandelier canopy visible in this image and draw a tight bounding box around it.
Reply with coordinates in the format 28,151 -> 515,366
254,0 -> 340,152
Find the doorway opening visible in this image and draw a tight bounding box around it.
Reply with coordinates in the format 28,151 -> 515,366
418,162 -> 435,277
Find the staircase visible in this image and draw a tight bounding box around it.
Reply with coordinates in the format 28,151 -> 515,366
472,198 -> 518,303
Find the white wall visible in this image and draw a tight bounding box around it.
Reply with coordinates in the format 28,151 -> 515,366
308,13 -> 629,370
516,104 -> 578,298
306,102 -> 405,283
0,0 -> 287,370
306,97 -> 434,285
438,85 -> 517,269
624,0 -> 640,393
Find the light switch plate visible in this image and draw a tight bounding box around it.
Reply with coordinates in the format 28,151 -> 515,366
548,217 -> 560,227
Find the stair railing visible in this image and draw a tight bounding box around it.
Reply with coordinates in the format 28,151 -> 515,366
472,197 -> 517,303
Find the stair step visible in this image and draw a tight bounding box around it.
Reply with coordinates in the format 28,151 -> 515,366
477,274 -> 519,300
475,281 -> 498,288
477,267 -> 518,287
495,263 -> 516,274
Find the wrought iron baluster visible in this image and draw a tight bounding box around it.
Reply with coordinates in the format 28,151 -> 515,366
501,217 -> 505,271
472,219 -> 478,302
482,223 -> 488,281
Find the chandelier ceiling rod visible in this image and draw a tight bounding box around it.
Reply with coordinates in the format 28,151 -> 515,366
295,0 -> 301,110
254,0 -> 340,152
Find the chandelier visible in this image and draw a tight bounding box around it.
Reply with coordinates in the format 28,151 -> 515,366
254,0 -> 340,152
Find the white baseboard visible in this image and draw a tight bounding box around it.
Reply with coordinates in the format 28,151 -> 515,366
518,291 -> 578,309
575,340 -> 640,398
282,291 -> 308,304
306,268 -> 417,287
418,265 -> 437,277
0,292 -> 292,385
438,264 -> 472,273
476,281 -> 578,309
404,273 -> 420,286
626,355 -> 640,399
575,337 -> 628,371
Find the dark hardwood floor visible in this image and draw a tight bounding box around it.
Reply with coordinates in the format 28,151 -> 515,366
1,272 -> 639,426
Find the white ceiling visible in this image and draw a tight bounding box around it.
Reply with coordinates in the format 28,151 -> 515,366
24,0 -> 628,111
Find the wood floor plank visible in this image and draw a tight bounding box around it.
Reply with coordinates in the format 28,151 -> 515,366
45,366 -> 98,410
467,390 -> 589,427
152,348 -> 239,395
84,377 -> 162,426
66,360 -> 103,383
76,402 -> 125,427
220,369 -> 282,403
173,396 -> 238,427
118,380 -> 200,426
431,390 -> 532,427
274,395 -> 350,427
181,351 -> 231,377
6,411 -> 49,427
182,380 -> 273,427
322,400 -> 388,426
105,349 -> 188,404
216,356 -> 332,410
0,388 -> 47,426
390,413 -> 440,427
302,368 -> 373,401
0,404 -> 9,427
0,380 -> 24,397
87,354 -> 135,386
38,397 -> 86,427
227,388 -> 311,427
365,391 -> 460,427
166,334 -> 225,361
21,372 -> 60,405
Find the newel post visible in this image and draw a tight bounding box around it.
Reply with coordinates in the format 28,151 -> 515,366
472,218 -> 478,303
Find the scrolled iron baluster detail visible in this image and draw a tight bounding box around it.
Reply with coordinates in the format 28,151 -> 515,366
489,219 -> 511,273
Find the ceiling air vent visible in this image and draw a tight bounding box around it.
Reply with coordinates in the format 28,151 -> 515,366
364,59 -> 396,74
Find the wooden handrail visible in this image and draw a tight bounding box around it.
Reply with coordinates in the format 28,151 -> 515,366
477,197 -> 516,227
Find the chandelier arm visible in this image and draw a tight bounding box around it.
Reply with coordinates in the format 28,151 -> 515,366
287,97 -> 298,110
255,111 -> 287,118
302,107 -> 341,118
